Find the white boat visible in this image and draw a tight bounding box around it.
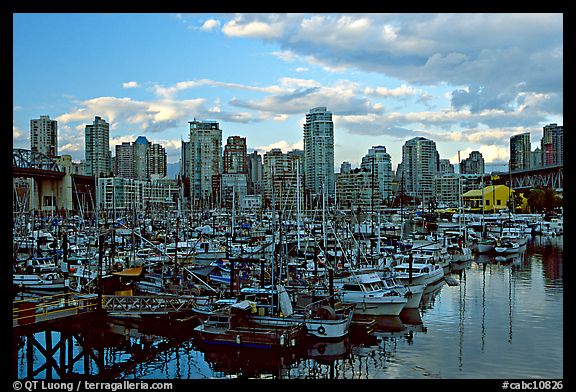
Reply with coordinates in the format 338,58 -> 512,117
392,261 -> 445,287
494,240 -> 520,254
475,238 -> 497,254
13,271 -> 66,291
333,272 -> 408,316
380,274 -> 425,309
239,286 -> 356,340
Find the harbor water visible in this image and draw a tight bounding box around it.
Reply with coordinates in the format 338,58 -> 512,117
14,234 -> 563,380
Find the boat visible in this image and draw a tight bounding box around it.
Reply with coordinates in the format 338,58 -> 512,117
241,285 -> 356,340
392,260 -> 445,287
475,237 -> 497,254
333,272 -> 408,316
13,270 -> 66,291
193,298 -> 306,349
494,240 -> 520,254
380,274 -> 426,309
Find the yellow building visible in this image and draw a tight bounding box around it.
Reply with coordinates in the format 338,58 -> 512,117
462,184 -> 514,213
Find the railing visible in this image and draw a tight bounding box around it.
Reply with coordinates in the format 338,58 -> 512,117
13,292 -> 99,325
102,295 -> 197,314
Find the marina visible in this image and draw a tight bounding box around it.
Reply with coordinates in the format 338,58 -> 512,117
11,209 -> 563,380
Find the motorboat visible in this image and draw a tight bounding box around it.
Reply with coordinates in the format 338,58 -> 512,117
333,272 -> 408,316
380,274 -> 426,309
13,270 -> 66,291
392,261 -> 445,287
494,240 -> 520,254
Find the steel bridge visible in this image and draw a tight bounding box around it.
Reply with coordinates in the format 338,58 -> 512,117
491,164 -> 563,190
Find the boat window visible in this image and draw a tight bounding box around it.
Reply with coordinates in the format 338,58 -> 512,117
342,284 -> 362,291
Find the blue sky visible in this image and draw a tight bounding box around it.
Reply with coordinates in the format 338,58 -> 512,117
13,13 -> 563,174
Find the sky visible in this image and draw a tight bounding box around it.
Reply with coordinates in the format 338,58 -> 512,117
12,13 -> 563,175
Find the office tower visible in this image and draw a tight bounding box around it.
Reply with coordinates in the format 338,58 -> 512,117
30,115 -> 58,157
246,150 -> 263,195
360,145 -> 393,206
401,137 -> 439,202
340,161 -> 352,174
510,133 -> 531,171
85,116 -> 111,177
188,119 -> 222,205
115,142 -> 134,178
541,123 -> 563,166
303,107 -> 335,199
460,151 -> 485,174
224,136 -> 247,174
148,143 -> 167,178
263,148 -> 298,210
133,136 -> 150,180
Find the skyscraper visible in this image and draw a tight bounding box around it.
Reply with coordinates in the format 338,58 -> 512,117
303,107 -> 335,199
30,115 -> 58,157
246,150 -> 263,195
115,142 -> 134,178
401,137 -> 439,202
188,119 -> 222,205
360,145 -> 393,206
133,136 -> 150,180
510,133 -> 531,171
223,136 -> 247,174
85,116 -> 111,177
541,123 -> 563,166
148,143 -> 167,178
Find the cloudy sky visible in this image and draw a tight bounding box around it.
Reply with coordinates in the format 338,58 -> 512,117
13,13 -> 563,174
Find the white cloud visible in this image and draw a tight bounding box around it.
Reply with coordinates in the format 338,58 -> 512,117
254,139 -> 303,154
201,19 -> 221,31
122,81 -> 139,89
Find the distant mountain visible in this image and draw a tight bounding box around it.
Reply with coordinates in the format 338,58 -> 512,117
166,162 -> 179,179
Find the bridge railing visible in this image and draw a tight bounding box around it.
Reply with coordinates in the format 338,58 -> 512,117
13,292 -> 99,325
102,295 -> 197,314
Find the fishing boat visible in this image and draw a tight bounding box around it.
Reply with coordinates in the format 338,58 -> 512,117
475,237 -> 497,254
392,260 -> 445,287
13,270 -> 66,291
333,272 -> 408,316
380,274 -> 425,309
193,298 -> 306,349
494,240 -> 520,254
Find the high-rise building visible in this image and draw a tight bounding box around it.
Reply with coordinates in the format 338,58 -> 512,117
224,136 -> 247,174
460,151 -> 485,174
188,119 -> 222,206
263,148 -> 298,210
246,150 -> 263,195
148,143 -> 167,178
30,115 -> 58,157
336,168 -> 373,210
401,137 -> 439,202
360,145 -> 393,206
115,142 -> 134,178
541,123 -> 563,166
133,136 -> 150,180
510,133 -> 531,171
85,116 -> 111,177
303,107 -> 335,199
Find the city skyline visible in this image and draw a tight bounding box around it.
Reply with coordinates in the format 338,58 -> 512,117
13,13 -> 563,172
